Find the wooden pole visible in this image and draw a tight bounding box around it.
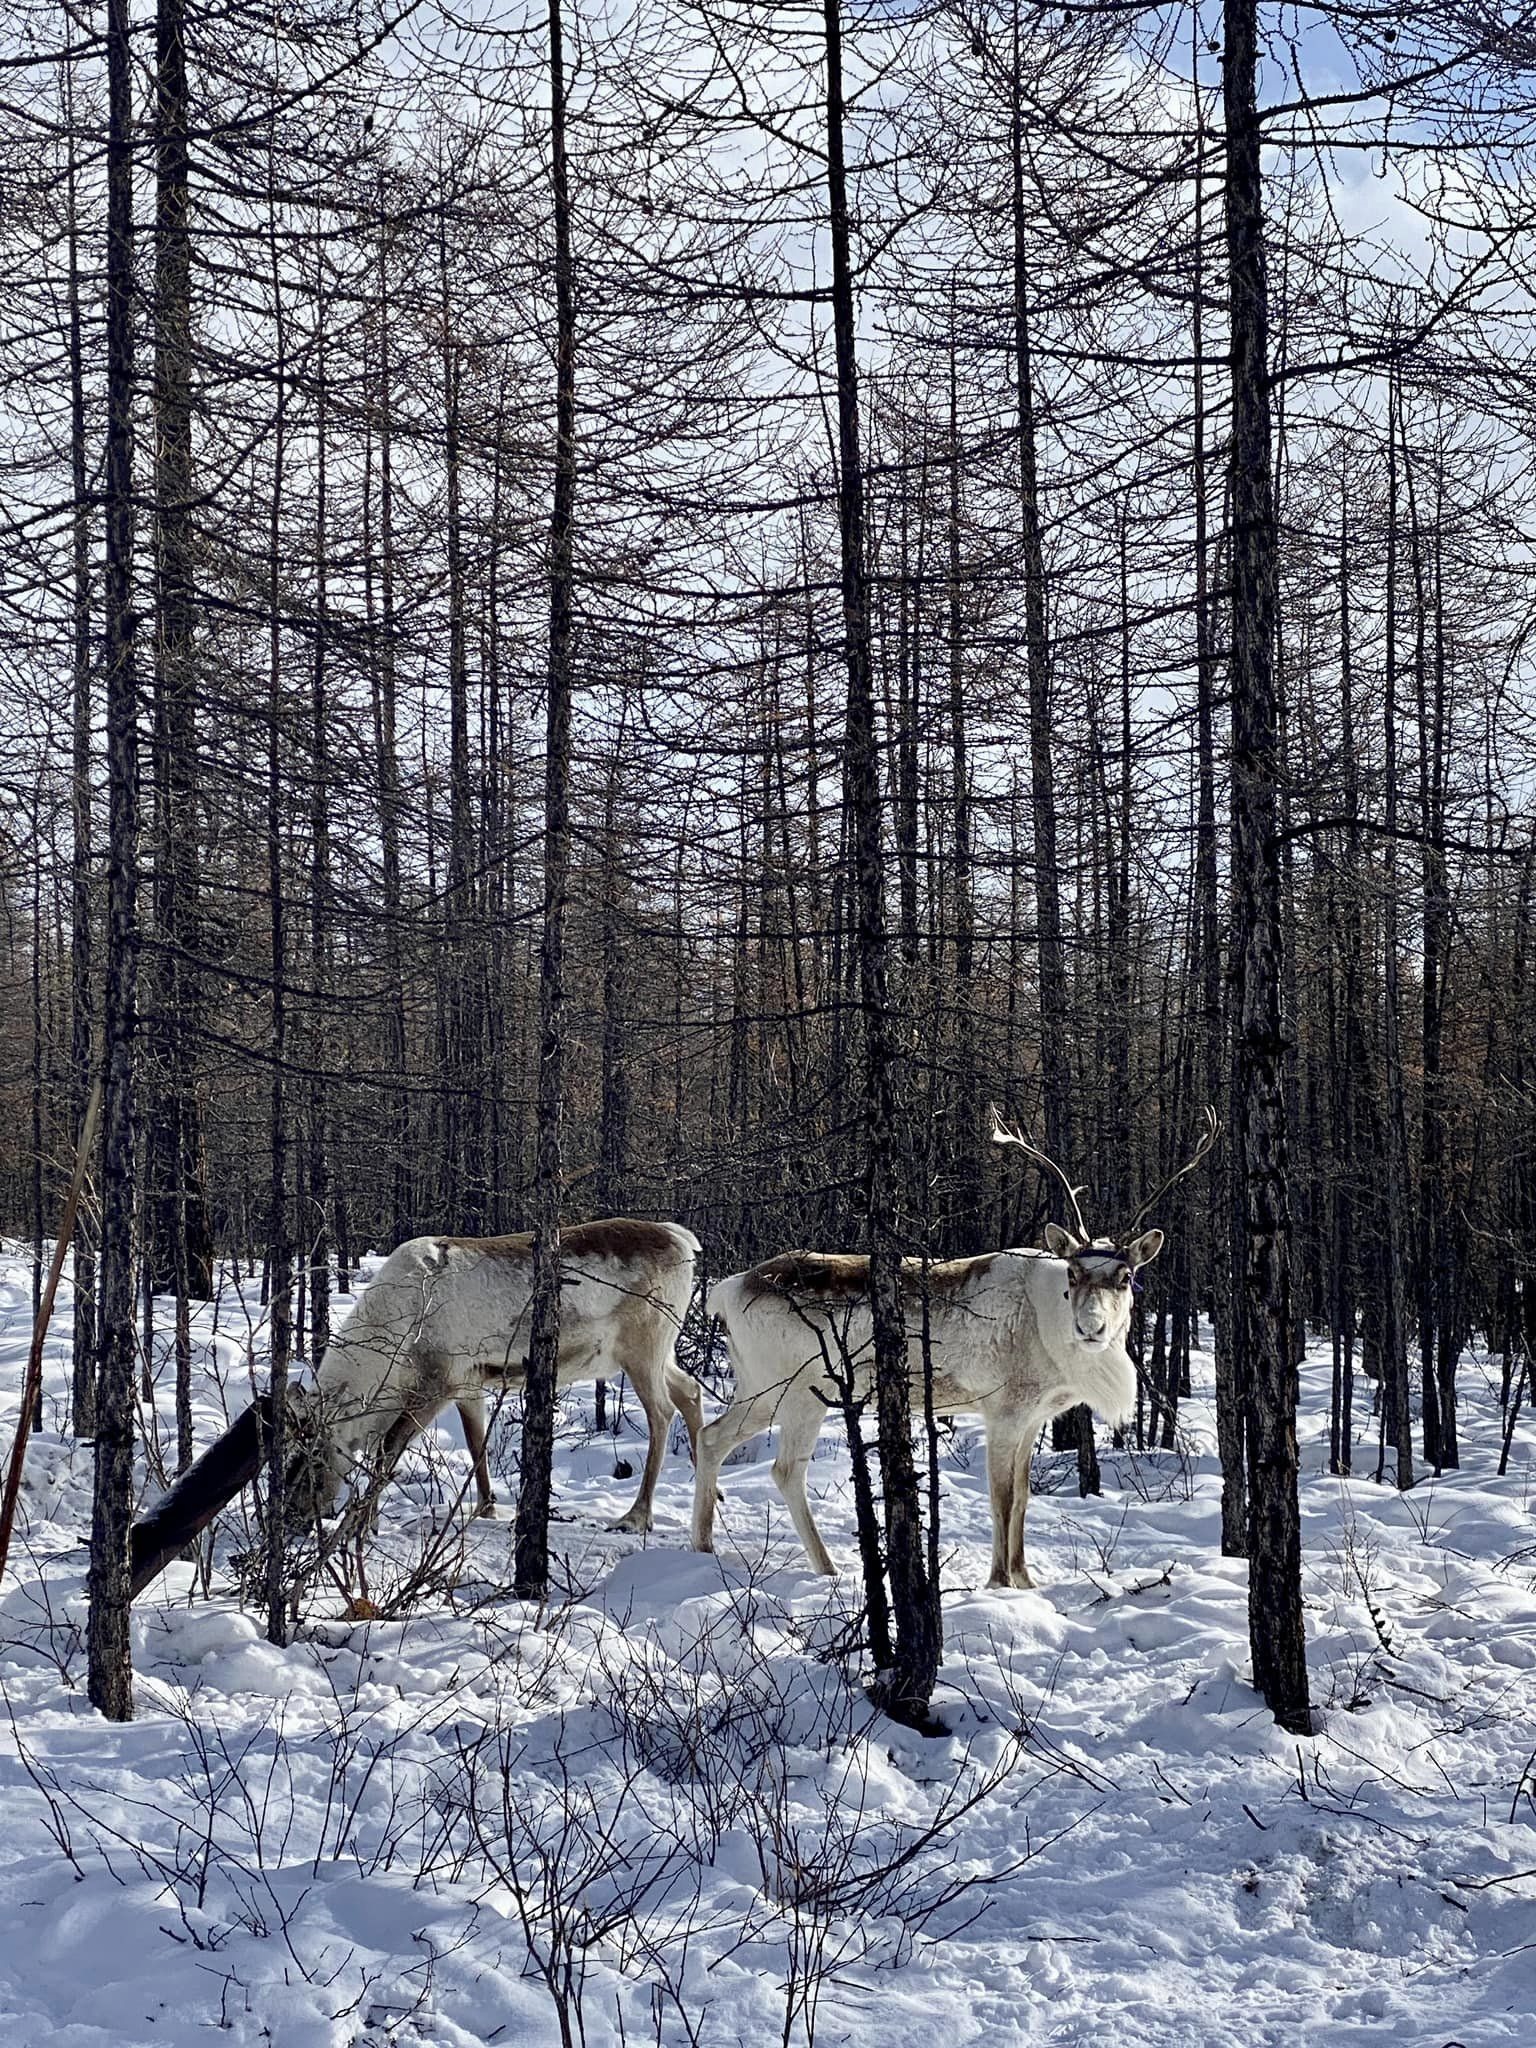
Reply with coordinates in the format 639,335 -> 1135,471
0,1076 -> 104,1582
129,1395 -> 272,1599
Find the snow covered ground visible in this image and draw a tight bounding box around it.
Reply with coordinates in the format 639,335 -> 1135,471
0,1240 -> 1532,2048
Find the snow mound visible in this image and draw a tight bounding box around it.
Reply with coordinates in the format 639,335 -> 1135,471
0,1249 -> 1532,2045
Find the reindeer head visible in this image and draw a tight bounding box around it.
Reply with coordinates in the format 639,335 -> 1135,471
990,1104 -> 1218,1348
282,1391 -> 348,1533
1041,1224 -> 1163,1346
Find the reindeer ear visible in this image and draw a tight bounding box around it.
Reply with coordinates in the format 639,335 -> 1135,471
1043,1222 -> 1079,1257
1127,1228 -> 1164,1269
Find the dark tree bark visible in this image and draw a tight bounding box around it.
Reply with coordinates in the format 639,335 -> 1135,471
1108,504 -> 1134,1216
1328,495 -> 1360,1477
1004,8 -> 1093,1490
65,67 -> 97,1440
145,0 -> 208,1482
87,0 -> 141,1723
1427,510 -> 1459,1465
894,481 -> 922,982
29,822 -> 44,1428
145,0 -> 213,1315
1190,47 -> 1243,1546
514,0 -> 576,1602
946,360 -> 980,1244
1008,6 -> 1069,1184
1223,0 -> 1311,1736
440,230 -> 484,1234
1409,450 -> 1456,1470
598,713 -> 631,1217
307,315 -> 333,1369
595,715 -> 630,1434
824,0 -> 940,1728
265,706 -> 293,1651
366,230 -> 411,1246
264,227 -> 294,1651
1376,371 -> 1414,1491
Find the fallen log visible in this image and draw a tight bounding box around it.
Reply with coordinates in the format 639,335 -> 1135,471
129,1396 -> 273,1600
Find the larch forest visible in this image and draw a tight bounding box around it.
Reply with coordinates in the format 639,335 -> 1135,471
1,5 -> 1534,2046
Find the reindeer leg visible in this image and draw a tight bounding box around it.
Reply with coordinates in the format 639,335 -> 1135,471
691,1395 -> 770,1552
983,1417 -> 1025,1590
364,1412 -> 424,1534
664,1362 -> 706,1464
361,1390 -> 461,1533
456,1393 -> 495,1518
611,1377 -> 670,1534
1007,1433 -> 1036,1590
771,1389 -> 837,1577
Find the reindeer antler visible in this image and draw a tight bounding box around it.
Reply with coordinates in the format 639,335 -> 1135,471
1121,1106 -> 1221,1238
988,1102 -> 1092,1242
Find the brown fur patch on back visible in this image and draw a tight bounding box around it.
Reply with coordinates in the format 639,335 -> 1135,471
916,1252 -> 995,1296
563,1217 -> 693,1265
746,1251 -> 870,1302
438,1231 -> 535,1258
437,1218 -> 692,1268
745,1249 -> 994,1306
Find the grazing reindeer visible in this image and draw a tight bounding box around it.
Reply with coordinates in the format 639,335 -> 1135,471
296,1217 -> 704,1533
692,1113 -> 1216,1589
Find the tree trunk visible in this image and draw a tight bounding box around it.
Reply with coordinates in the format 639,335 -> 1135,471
441,233 -> 483,1234
1223,0 -> 1311,1736
1411,454 -> 1456,1469
1328,498 -> 1359,1476
87,0 -> 141,1723
598,713 -> 631,1216
946,362 -> 980,1245
368,230 -> 411,1246
307,312 -> 333,1368
1377,369 -> 1414,1491
1006,12 -> 1092,1488
65,76 -> 97,1438
264,218 -> 294,1650
823,0 -> 939,1727
1189,33 -> 1243,1552
149,0 -> 204,1479
894,473 -> 921,982
514,0 -> 576,1601
1427,510 -> 1459,1466
145,0 -> 213,1313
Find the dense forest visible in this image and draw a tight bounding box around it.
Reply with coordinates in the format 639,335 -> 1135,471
5,1 -> 1536,1733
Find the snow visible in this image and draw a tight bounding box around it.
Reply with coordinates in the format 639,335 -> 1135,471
0,1240 -> 1533,2046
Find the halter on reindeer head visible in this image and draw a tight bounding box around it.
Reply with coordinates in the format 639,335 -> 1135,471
988,1104 -> 1219,1345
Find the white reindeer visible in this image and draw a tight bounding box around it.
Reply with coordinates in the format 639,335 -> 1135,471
299,1216 -> 704,1533
692,1113 -> 1215,1588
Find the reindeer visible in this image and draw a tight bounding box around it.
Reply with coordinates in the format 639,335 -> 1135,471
292,1216 -> 705,1534
127,1218 -> 704,1601
691,1113 -> 1216,1589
